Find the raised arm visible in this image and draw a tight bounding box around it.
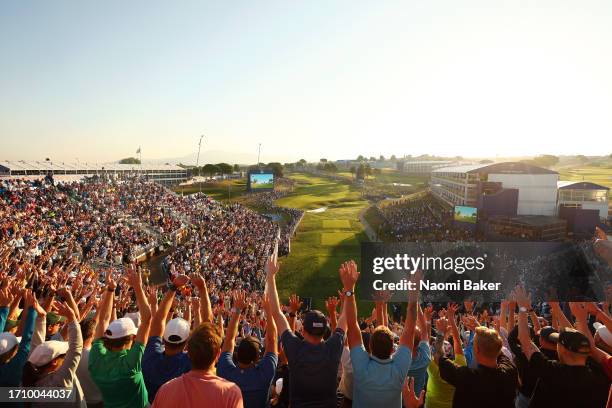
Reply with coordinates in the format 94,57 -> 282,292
222,290 -> 247,353
94,271 -> 115,340
339,260 -> 362,349
325,296 -> 339,332
400,271 -> 420,350
262,294 -> 278,355
515,286 -> 539,361
448,303 -> 463,356
265,243 -> 290,335
288,294 -> 302,332
192,272 -> 213,324
126,266 -> 151,344
150,275 -> 189,338
417,304 -> 429,342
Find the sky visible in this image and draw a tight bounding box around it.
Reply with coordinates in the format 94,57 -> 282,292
1,0 -> 612,164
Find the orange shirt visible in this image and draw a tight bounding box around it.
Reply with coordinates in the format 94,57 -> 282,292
152,371 -> 243,408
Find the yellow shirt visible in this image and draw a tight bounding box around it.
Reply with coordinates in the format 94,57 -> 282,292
425,354 -> 467,408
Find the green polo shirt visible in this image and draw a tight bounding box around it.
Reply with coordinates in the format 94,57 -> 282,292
88,339 -> 148,408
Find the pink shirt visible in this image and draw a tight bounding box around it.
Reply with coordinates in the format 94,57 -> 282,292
152,371 -> 243,408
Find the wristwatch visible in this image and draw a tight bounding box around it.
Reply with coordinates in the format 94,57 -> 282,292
289,312 -> 296,318
344,290 -> 354,297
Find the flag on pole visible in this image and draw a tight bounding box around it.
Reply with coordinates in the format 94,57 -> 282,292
136,147 -> 141,154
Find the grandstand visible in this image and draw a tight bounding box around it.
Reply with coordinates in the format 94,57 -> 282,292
431,162 -> 559,216
396,160 -> 456,175
557,181 -> 610,220
0,160 -> 188,185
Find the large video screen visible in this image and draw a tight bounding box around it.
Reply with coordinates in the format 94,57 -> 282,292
454,206 -> 478,224
250,173 -> 274,189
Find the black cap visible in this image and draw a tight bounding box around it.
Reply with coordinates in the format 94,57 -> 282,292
539,326 -> 558,343
549,328 -> 591,354
303,310 -> 327,336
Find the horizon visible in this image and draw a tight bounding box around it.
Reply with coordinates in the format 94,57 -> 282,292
2,1 -> 612,162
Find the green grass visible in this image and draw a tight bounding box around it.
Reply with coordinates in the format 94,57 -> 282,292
322,220 -> 351,229
274,173 -> 372,314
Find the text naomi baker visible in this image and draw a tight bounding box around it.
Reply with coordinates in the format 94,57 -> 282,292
372,279 -> 502,291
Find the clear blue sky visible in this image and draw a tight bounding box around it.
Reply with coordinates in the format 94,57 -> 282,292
1,1 -> 612,164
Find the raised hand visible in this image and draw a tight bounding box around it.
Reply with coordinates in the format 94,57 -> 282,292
173,274 -> 190,287
125,265 -> 142,288
513,285 -> 531,309
447,302 -> 459,318
435,317 -> 450,336
464,300 -> 475,313
232,290 -> 248,312
55,300 -> 76,322
191,273 -> 206,292
325,296 -> 339,314
0,286 -> 14,307
402,377 -> 425,408
289,294 -> 303,313
569,302 -> 588,322
265,252 -> 280,278
339,260 -> 360,290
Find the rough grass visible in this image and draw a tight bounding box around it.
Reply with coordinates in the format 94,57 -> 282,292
322,220 -> 352,229
172,179 -> 247,201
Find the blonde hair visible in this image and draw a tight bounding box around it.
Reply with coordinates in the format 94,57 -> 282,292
474,326 -> 502,359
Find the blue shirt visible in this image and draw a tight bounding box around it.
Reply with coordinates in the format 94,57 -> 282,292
141,336 -> 191,403
350,344 -> 412,408
217,351 -> 278,408
406,340 -> 432,394
0,306 -> 37,387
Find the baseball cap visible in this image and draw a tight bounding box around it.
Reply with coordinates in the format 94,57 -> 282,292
104,317 -> 137,339
549,327 -> 591,354
0,332 -> 19,355
47,312 -> 66,326
28,341 -> 69,367
236,336 -> 261,364
593,322 -> 612,348
539,326 -> 558,342
303,310 -> 327,336
163,318 -> 190,344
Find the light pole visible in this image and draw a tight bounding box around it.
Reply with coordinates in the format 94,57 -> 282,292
196,135 -> 205,193
257,143 -> 262,169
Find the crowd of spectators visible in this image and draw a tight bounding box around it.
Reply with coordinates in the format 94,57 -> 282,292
1,177 -> 611,408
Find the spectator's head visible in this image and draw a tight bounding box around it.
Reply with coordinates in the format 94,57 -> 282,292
80,318 -> 97,344
23,340 -> 69,385
473,326 -> 502,366
551,327 -> 591,365
593,322 -> 612,354
236,336 -> 261,366
538,326 -> 558,350
369,325 -> 395,360
46,312 -> 65,337
302,310 -> 327,344
163,318 -> 190,355
0,332 -> 19,364
103,317 -> 137,351
187,323 -> 222,371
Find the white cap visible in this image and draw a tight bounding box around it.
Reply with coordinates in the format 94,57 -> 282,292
275,378 -> 283,395
593,322 -> 612,347
0,332 -> 19,355
104,317 -> 137,339
125,312 -> 141,328
163,318 -> 190,344
28,341 -> 69,367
